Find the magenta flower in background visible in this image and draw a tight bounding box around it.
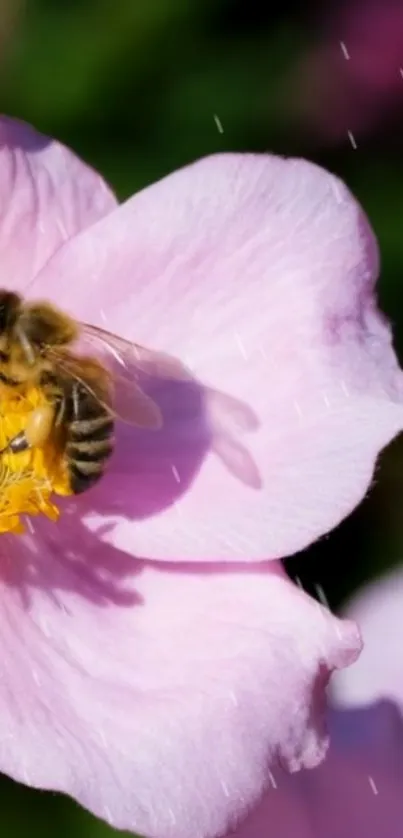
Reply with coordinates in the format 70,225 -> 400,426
294,0 -> 403,143
227,702 -> 403,838
0,115 -> 402,837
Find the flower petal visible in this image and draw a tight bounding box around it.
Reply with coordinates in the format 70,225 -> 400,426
0,116 -> 116,291
333,569 -> 403,709
231,702 -> 403,838
28,153 -> 403,561
0,542 -> 359,838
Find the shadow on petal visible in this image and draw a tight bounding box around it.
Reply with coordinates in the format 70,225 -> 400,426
0,359 -> 260,606
62,354 -> 261,520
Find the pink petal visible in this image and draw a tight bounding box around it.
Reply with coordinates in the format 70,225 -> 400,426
231,702 -> 403,838
0,543 -> 359,838
0,116 -> 116,291
221,777 -> 312,838
333,569 -> 403,709
28,153 -> 403,561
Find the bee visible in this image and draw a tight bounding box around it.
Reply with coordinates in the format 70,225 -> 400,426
0,290 -> 185,494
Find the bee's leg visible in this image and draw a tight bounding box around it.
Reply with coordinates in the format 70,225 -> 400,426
1,403 -> 57,454
1,430 -> 29,454
71,380 -> 81,419
54,393 -> 66,427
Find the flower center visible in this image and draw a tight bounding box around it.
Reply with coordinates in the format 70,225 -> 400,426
0,384 -> 71,534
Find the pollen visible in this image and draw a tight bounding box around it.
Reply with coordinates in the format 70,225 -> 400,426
0,385 -> 72,534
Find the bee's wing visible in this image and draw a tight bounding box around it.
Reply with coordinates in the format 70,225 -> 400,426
80,323 -> 190,381
69,323 -> 190,429
50,346 -> 163,430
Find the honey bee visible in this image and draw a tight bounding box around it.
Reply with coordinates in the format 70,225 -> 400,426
0,290 -> 185,494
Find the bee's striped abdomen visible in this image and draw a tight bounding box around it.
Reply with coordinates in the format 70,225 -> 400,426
65,381 -> 114,495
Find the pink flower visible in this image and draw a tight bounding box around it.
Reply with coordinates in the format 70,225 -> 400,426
0,115 -> 401,836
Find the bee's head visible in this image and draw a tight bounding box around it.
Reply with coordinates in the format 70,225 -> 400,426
19,302 -> 78,352
0,290 -> 24,384
0,290 -> 21,335
0,295 -> 78,386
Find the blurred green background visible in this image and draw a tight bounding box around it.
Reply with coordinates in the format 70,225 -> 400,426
1,0 -> 403,833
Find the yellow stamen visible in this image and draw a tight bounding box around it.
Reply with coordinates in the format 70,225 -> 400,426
0,385 -> 72,534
